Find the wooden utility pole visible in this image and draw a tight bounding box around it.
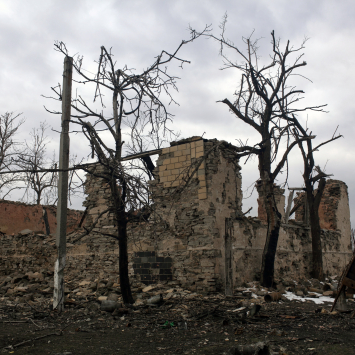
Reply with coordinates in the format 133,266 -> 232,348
53,56 -> 73,312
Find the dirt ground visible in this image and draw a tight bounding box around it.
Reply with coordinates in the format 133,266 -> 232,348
1,294 -> 355,355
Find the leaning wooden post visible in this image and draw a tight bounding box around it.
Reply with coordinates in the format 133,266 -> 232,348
53,56 -> 73,312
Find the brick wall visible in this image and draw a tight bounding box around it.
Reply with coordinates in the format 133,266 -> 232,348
293,180 -> 350,230
158,137 -> 207,199
0,200 -> 83,235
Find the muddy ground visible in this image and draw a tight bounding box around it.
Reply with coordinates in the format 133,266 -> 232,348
1,294 -> 355,355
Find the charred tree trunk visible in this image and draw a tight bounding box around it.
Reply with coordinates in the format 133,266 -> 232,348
42,207 -> 50,235
260,181 -> 282,287
110,176 -> 134,305
258,135 -> 282,288
117,220 -> 134,304
306,177 -> 326,280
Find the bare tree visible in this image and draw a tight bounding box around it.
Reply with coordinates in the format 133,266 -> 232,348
291,121 -> 342,280
193,17 -> 325,287
0,112 -> 24,198
17,122 -> 58,205
46,30 -> 206,304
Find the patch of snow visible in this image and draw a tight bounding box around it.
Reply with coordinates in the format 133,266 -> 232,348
284,291 -> 333,304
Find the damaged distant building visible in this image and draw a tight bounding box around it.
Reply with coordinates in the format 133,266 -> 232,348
81,137 -> 352,292
0,137 -> 351,293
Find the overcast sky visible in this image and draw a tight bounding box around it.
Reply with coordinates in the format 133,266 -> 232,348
0,0 -> 354,227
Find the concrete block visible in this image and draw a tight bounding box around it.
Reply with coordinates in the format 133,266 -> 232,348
196,146 -> 204,153
198,192 -> 207,200
198,187 -> 207,193
167,175 -> 176,182
195,140 -> 203,147
171,180 -> 181,187
174,162 -> 183,169
175,244 -> 187,251
174,150 -> 182,157
171,157 -> 179,164
167,163 -> 175,170
159,176 -> 168,183
162,147 -> 170,154
179,155 -> 187,162
196,151 -> 204,158
191,148 -> 196,158
163,158 -> 171,165
199,180 -> 206,187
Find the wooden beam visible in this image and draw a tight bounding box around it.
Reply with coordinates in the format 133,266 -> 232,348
121,148 -> 162,161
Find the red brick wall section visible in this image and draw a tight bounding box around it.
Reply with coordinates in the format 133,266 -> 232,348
318,180 -> 342,230
0,200 -> 84,235
293,180 -> 344,229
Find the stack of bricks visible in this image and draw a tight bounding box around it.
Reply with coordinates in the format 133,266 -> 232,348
157,137 -> 207,199
132,251 -> 173,284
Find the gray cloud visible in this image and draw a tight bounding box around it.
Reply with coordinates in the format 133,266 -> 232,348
0,0 -> 354,226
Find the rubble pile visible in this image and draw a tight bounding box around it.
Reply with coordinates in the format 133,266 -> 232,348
1,276 -> 354,354
0,271 -> 348,310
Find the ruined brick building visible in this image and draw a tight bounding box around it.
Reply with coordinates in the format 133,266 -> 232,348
0,137 -> 352,293
81,137 -> 352,292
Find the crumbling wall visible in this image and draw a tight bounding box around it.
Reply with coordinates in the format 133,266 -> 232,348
0,138 -> 352,295
256,182 -> 285,223
126,137 -> 242,291
82,164 -> 116,231
11,137 -> 242,291
231,219 -> 352,286
0,200 -> 83,235
293,180 -> 351,232
0,231 -> 121,284
232,179 -> 352,286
